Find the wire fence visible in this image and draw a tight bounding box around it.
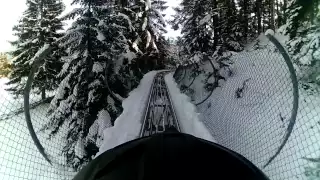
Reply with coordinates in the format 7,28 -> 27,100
174,35 -> 320,180
0,85 -> 75,180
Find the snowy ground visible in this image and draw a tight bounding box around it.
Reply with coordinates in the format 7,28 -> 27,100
0,78 -> 75,180
177,35 -> 320,180
0,78 -> 54,118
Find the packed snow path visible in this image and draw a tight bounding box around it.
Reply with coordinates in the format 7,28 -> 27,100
140,72 -> 181,137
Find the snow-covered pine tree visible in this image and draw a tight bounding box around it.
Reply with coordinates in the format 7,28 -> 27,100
44,0 -> 129,170
175,0 -> 214,62
172,0 -> 244,61
171,0 -> 241,95
216,0 -> 243,51
238,0 -> 259,42
147,0 -> 170,69
283,0 -> 320,89
7,0 -> 40,96
275,0 -> 286,28
7,0 -> 64,99
238,0 -> 249,41
34,0 -> 65,99
116,0 -> 169,72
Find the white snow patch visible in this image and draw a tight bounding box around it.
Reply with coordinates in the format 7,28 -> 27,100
97,30 -> 106,41
145,0 -> 151,11
165,73 -> 216,142
265,29 -> 275,36
199,14 -> 211,26
95,71 -> 158,156
132,38 -> 142,53
153,9 -> 166,27
92,62 -> 104,73
142,17 -> 148,31
29,44 -> 50,65
87,110 -> 112,148
75,138 -> 85,158
118,13 -> 135,32
146,30 -> 152,48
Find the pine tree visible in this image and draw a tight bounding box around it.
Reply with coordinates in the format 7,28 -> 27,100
171,0 -> 243,62
284,0 -> 320,88
35,0 -> 65,99
43,0 -> 171,170
7,0 -> 64,99
7,0 -> 39,96
44,0 -> 131,170
238,0 -> 249,40
174,0 -> 214,62
217,0 -> 243,51
116,0 -> 170,71
148,0 -> 170,68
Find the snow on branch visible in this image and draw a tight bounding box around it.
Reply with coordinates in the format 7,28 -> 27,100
60,8 -> 84,20
152,9 -> 166,27
199,14 -> 212,26
117,13 -> 135,32
29,44 -> 51,65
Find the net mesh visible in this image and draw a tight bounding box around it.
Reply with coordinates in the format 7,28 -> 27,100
0,86 -> 76,179
173,36 -> 320,180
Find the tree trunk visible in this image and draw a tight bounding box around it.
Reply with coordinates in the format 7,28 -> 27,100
270,0 -> 275,30
262,3 -> 265,32
257,0 -> 262,34
310,0 -> 315,24
276,0 -> 281,27
243,0 -> 248,41
212,0 -> 218,50
283,0 -> 287,24
41,88 -> 46,100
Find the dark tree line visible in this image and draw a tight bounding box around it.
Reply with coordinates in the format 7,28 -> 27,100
171,0 -> 319,87
171,0 -> 290,62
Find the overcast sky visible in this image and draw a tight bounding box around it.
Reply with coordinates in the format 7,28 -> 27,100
0,0 -> 180,53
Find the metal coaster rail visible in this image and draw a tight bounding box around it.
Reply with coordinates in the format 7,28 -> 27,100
140,72 -> 180,137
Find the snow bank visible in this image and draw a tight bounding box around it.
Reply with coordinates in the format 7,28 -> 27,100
165,73 -> 216,142
96,71 -> 157,156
